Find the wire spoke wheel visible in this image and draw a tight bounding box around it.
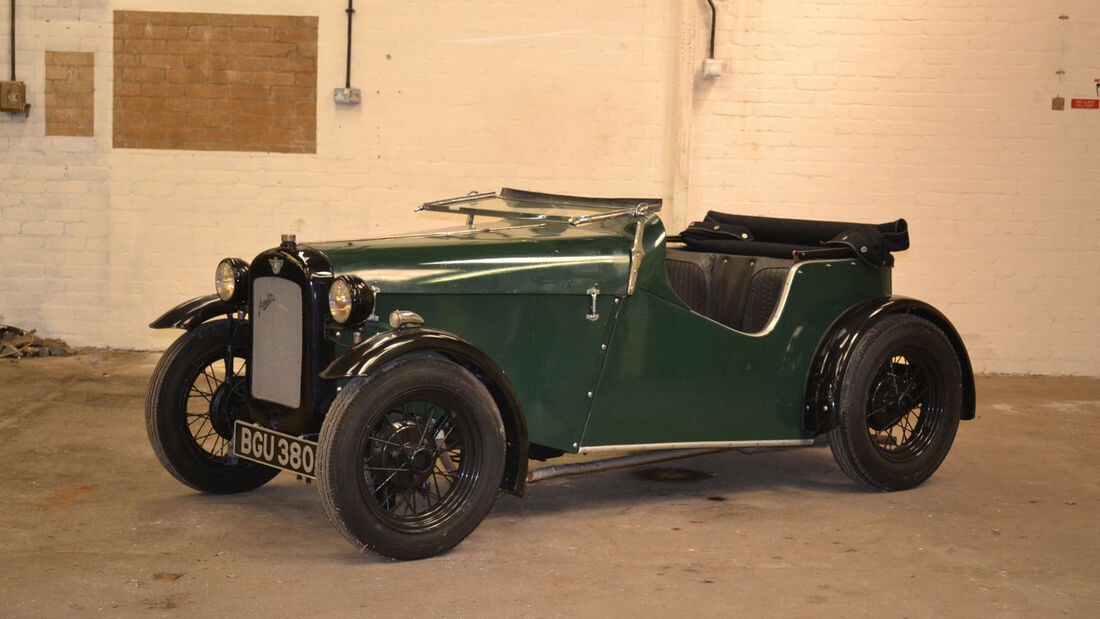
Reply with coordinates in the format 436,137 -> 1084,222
359,395 -> 477,531
146,320 -> 279,494
184,355 -> 247,462
864,352 -> 944,462
318,358 -> 506,560
827,315 -> 962,491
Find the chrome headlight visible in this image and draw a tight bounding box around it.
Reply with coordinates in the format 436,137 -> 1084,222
329,275 -> 375,326
215,258 -> 249,303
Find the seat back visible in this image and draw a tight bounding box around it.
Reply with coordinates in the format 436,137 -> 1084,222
665,250 -> 714,316
666,249 -> 790,333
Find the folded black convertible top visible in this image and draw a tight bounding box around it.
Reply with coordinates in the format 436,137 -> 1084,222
675,211 -> 909,267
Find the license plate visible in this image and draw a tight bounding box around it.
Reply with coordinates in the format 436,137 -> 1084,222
232,421 -> 318,479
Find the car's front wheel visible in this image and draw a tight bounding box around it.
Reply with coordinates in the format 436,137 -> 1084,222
146,320 -> 280,493
317,357 -> 506,560
827,314 -> 963,491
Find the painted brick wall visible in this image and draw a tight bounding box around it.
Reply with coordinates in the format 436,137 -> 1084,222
0,0 -> 678,352
0,0 -> 1096,376
45,51 -> 95,137
112,10 -> 317,153
685,0 -> 1100,375
0,0 -> 112,346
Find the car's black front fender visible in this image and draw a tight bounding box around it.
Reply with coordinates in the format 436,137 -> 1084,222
150,294 -> 235,330
321,327 -> 530,496
804,296 -> 976,435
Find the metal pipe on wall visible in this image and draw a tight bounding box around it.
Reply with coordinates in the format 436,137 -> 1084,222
704,0 -> 716,59
10,0 -> 15,80
344,0 -> 354,89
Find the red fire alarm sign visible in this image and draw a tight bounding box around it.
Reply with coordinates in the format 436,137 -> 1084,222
1070,99 -> 1099,109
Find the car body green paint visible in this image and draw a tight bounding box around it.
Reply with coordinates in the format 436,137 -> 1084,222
317,214 -> 889,452
311,217 -> 639,296
330,292 -> 618,451
148,189 -> 972,559
581,260 -> 890,447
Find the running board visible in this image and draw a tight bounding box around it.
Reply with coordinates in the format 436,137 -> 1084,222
527,439 -> 814,484
577,439 -> 814,455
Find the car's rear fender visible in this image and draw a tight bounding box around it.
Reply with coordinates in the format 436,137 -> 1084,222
804,296 -> 976,435
149,294 -> 235,330
320,327 -> 530,496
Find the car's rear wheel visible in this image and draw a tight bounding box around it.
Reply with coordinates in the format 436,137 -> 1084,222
827,315 -> 963,491
146,320 -> 280,493
317,357 -> 506,560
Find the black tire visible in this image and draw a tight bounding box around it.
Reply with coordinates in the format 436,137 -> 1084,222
827,314 -> 963,491
146,320 -> 279,494
317,357 -> 506,560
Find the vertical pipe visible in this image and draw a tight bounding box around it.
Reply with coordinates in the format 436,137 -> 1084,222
344,0 -> 354,89
705,0 -> 716,59
10,0 -> 15,80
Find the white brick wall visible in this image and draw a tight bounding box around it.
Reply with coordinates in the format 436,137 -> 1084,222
1,0 -> 679,350
688,0 -> 1100,375
1,0 -> 1097,375
4,2 -> 112,347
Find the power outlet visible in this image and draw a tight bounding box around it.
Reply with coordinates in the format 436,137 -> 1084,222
334,87 -> 362,105
702,58 -> 725,78
1,81 -> 30,116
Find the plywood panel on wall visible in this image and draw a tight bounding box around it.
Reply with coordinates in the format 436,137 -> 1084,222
45,51 -> 94,137
112,10 -> 317,153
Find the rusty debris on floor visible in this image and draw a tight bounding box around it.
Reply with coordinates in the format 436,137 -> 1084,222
0,325 -> 76,359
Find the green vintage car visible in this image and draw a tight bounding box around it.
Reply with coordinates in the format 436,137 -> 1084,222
146,188 -> 974,560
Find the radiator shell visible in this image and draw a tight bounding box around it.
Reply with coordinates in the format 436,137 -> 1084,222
250,276 -> 304,408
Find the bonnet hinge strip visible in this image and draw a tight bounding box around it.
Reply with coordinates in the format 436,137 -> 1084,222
627,214 -> 646,295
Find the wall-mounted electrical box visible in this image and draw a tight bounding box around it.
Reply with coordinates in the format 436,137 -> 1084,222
334,87 -> 361,105
1,81 -> 30,116
702,59 -> 724,78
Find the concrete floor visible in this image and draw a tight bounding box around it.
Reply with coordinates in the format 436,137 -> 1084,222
1,351 -> 1097,617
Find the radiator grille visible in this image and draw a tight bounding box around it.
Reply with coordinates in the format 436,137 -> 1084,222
251,276 -> 303,408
